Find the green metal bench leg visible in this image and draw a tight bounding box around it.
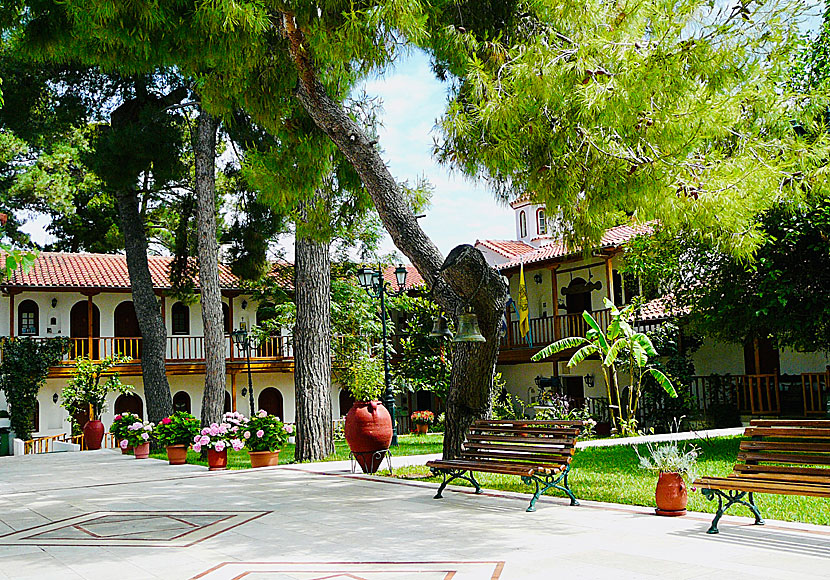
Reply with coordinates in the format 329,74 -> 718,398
701,488 -> 764,534
522,466 -> 579,512
429,468 -> 481,499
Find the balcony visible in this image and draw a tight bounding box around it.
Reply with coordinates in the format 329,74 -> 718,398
500,309 -> 612,351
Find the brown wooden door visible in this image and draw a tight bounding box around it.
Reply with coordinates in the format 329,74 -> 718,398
70,301 -> 100,359
744,338 -> 780,375
114,393 -> 144,419
258,387 -> 284,420
565,278 -> 592,314
114,301 -> 142,359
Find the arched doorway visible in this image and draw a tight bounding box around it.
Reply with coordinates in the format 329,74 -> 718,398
339,389 -> 355,417
172,391 -> 191,413
70,301 -> 100,359
258,387 -> 284,419
222,303 -> 231,334
224,391 -> 231,413
114,393 -> 144,419
114,301 -> 142,360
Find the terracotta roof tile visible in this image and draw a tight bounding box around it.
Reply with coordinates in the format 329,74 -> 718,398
638,295 -> 687,321
381,264 -> 424,291
475,239 -> 536,260
497,223 -> 654,270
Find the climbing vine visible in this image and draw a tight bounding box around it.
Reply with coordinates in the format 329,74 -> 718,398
0,337 -> 70,439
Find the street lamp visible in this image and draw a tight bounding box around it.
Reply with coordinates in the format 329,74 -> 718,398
357,263 -> 408,446
232,327 -> 257,415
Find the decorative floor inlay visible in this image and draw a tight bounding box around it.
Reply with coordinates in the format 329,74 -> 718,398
191,561 -> 504,580
0,510 -> 269,547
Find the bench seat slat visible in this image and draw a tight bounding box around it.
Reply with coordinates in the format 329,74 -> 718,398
466,434 -> 577,446
750,419 -> 830,428
737,451 -> 830,466
740,441 -> 830,453
744,427 -> 830,439
734,464 -> 830,478
464,442 -> 574,455
460,452 -> 571,465
695,476 -> 830,498
727,471 -> 830,484
427,459 -> 563,476
473,420 -> 586,427
469,426 -> 581,437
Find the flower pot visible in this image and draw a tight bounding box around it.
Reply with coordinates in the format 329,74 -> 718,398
415,423 -> 428,435
133,442 -> 150,459
120,445 -> 133,455
207,448 -> 228,471
344,400 -> 392,474
166,444 -> 188,465
83,419 -> 105,450
655,472 -> 688,516
249,450 -> 280,468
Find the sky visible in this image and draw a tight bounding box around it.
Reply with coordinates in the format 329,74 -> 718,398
19,50 -> 516,261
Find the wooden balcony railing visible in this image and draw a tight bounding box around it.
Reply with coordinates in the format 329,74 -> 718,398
802,371 -> 830,416
501,309 -> 612,350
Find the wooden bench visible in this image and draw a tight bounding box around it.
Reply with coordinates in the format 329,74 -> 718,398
694,419 -> 830,534
426,419 -> 586,512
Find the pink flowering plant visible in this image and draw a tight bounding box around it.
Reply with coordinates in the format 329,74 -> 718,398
110,412 -> 141,443
243,410 -> 289,452
410,410 -> 435,426
191,412 -> 246,454
153,411 -> 200,447
120,419 -> 155,449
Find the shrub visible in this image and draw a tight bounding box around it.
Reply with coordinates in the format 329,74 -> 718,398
244,410 -> 289,452
410,410 -> 435,425
119,420 -> 155,449
110,412 -> 141,443
154,411 -> 201,447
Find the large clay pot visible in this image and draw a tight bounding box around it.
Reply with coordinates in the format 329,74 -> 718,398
415,423 -> 428,435
166,444 -> 188,465
83,419 -> 105,450
249,450 -> 280,468
655,472 -> 688,516
207,448 -> 228,471
133,442 -> 150,459
344,401 -> 392,474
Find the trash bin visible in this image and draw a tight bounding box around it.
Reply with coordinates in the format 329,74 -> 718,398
0,427 -> 10,456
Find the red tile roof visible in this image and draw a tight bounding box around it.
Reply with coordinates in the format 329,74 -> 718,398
1,252 -> 293,292
638,295 -> 687,321
382,264 -> 424,291
475,239 -> 536,260
497,223 -> 654,271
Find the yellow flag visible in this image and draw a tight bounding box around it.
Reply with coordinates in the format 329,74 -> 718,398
518,262 -> 529,338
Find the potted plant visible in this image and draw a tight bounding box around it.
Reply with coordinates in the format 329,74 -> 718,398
244,410 -> 289,467
120,419 -> 155,459
410,410 -> 434,435
637,440 -> 700,516
110,412 -> 141,454
154,411 -> 201,465
60,355 -> 132,450
342,353 -> 392,474
191,415 -> 245,470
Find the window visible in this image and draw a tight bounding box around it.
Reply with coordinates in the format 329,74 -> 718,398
171,302 -> 190,335
537,209 -> 547,235
18,300 -> 39,335
623,272 -> 640,303
519,211 -> 527,238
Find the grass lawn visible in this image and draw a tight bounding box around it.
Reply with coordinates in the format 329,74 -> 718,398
382,436 -> 830,527
148,432 -> 444,469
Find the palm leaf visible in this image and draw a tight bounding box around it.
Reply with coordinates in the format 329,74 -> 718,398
531,336 -> 589,361
603,338 -> 627,366
631,340 -> 649,367
581,311 -> 609,350
648,368 -> 677,398
632,333 -> 658,356
568,344 -> 598,367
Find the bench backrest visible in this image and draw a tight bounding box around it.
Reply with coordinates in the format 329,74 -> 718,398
460,419 -> 585,469
733,419 -> 830,483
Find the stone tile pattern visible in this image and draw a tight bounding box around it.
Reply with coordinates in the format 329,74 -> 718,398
191,562 -> 504,580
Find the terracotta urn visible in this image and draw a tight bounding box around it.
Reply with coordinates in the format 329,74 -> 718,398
133,442 -> 151,460
83,419 -> 105,450
166,444 -> 188,465
249,450 -> 280,468
655,472 -> 688,516
208,448 -> 228,471
415,423 -> 428,435
344,401 -> 392,474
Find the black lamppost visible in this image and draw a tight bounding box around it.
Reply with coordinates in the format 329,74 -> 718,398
357,264 -> 408,446
232,327 -> 257,415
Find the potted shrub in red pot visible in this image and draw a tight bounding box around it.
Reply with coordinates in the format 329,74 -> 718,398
120,419 -> 155,459
343,353 -> 392,474
154,411 -> 201,465
191,415 -> 245,471
637,440 -> 700,516
244,410 -> 288,467
59,355 -> 133,450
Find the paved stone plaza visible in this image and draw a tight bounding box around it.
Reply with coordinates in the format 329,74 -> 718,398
1,450 -> 829,579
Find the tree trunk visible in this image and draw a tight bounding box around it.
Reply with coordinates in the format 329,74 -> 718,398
294,200 -> 334,462
194,108 -> 226,427
283,16 -> 508,459
114,187 -> 173,423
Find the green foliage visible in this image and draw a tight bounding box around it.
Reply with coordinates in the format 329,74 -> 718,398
244,412 -> 289,452
110,411 -> 141,442
637,440 -> 700,480
393,295 -> 451,399
121,418 -> 154,448
0,337 -> 69,439
60,355 -> 133,420
532,298 -> 676,436
344,352 -> 385,402
154,411 -> 201,447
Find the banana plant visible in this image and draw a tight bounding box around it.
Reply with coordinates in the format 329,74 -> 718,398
531,298 -> 675,435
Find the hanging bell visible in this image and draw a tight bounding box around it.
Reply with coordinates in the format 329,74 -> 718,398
452,312 -> 486,343
429,314 -> 453,339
